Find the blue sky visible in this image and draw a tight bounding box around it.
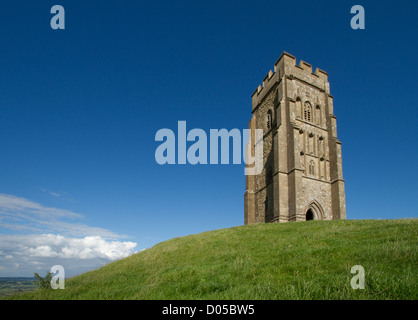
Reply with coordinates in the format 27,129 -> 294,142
0,0 -> 417,277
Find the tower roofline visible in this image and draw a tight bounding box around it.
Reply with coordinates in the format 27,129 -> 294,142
251,52 -> 329,108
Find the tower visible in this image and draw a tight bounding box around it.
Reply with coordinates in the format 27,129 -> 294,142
244,52 -> 346,224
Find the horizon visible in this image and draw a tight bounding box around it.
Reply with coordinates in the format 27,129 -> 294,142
0,0 -> 417,277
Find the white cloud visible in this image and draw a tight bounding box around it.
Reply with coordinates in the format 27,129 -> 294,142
0,234 -> 137,277
41,189 -> 66,198
0,193 -> 122,238
0,193 -> 139,276
0,234 -> 137,261
59,236 -> 137,260
28,245 -> 58,258
0,193 -> 81,218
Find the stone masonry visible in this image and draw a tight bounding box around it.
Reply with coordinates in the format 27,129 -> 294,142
244,52 -> 346,224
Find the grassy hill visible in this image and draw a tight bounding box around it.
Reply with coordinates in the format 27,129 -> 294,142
6,219 -> 418,300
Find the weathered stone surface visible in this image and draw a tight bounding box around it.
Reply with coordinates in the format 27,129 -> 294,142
244,52 -> 346,224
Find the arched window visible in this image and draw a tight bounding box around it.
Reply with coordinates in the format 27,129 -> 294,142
315,105 -> 321,125
304,102 -> 313,122
296,97 -> 302,118
266,109 -> 273,129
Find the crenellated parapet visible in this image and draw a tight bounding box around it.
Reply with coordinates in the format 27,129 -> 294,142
251,52 -> 330,110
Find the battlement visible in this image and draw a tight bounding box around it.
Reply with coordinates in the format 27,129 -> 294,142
251,52 -> 329,109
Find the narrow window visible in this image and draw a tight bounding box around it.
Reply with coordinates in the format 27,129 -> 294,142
304,102 -> 313,122
316,105 -> 321,125
267,110 -> 273,129
296,97 -> 302,118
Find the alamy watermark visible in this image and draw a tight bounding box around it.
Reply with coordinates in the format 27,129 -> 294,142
154,121 -> 263,175
350,5 -> 365,29
50,265 -> 65,289
50,5 -> 65,30
33,265 -> 65,289
350,265 -> 365,290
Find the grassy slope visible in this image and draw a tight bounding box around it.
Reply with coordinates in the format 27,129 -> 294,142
7,219 -> 418,300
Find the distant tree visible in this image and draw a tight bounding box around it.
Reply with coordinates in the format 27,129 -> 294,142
33,271 -> 53,289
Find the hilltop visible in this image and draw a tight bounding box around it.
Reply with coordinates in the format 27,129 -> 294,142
6,219 -> 417,300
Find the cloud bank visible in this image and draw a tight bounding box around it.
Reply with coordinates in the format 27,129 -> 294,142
0,233 -> 138,277
0,233 -> 137,260
0,193 -> 138,276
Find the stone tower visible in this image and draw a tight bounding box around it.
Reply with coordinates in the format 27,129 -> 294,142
244,52 -> 346,224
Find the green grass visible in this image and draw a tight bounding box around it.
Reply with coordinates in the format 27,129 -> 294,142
6,219 -> 417,300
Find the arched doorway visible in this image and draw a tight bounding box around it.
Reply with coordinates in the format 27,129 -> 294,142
304,201 -> 325,221
306,209 -> 314,221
